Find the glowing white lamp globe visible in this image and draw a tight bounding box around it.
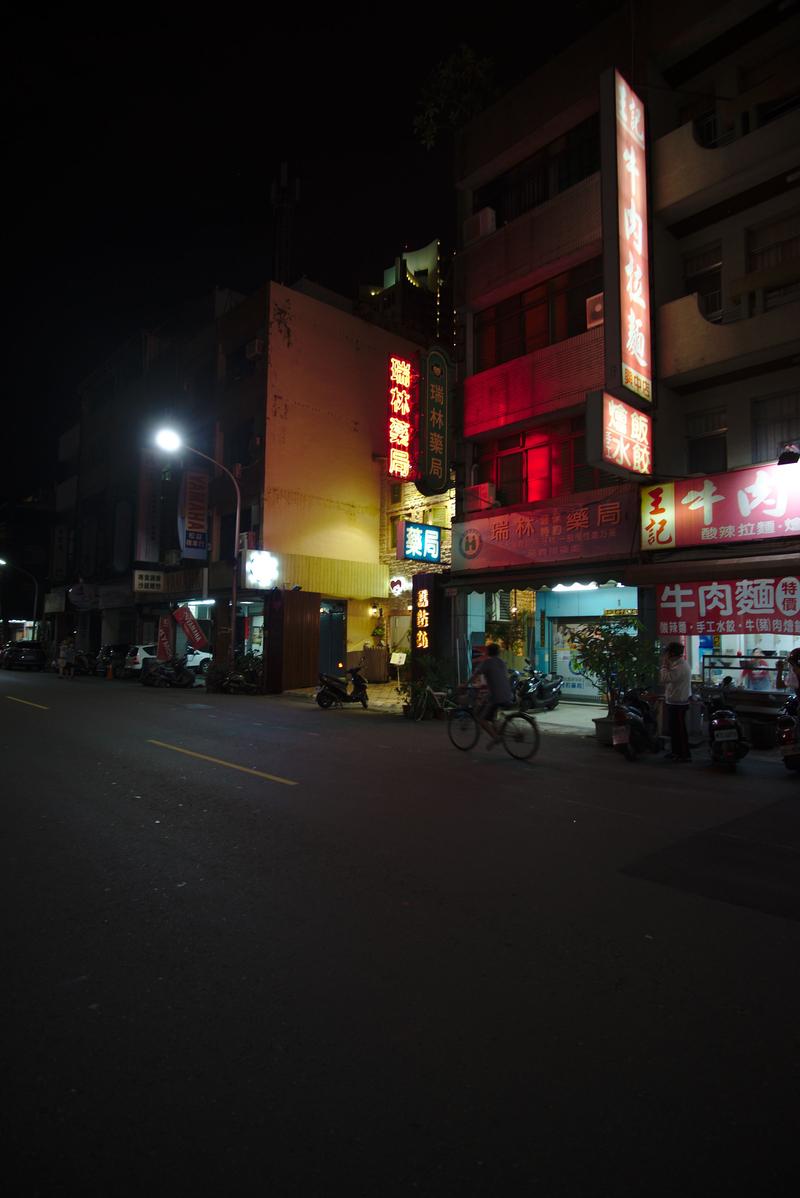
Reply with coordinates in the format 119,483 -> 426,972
155,429 -> 182,453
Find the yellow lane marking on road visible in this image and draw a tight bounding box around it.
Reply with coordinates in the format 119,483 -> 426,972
5,695 -> 49,710
147,739 -> 297,787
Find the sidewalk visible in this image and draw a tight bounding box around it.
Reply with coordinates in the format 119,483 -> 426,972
282,681 -> 607,734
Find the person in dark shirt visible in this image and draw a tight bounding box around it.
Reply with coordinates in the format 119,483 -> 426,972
469,643 -> 514,749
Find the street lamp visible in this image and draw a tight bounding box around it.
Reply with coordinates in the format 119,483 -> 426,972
0,557 -> 39,638
155,429 -> 242,667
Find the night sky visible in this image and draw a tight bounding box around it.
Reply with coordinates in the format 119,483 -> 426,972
4,3 -> 623,502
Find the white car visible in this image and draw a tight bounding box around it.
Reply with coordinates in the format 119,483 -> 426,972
124,643 -> 157,677
185,648 -> 213,674
124,642 -> 213,677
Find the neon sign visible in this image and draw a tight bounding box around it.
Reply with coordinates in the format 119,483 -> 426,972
602,393 -> 651,475
615,72 -> 651,402
414,586 -> 431,651
387,354 -> 418,481
397,520 -> 442,563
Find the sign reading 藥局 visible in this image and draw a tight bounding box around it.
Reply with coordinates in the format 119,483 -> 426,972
397,520 -> 442,563
656,577 -> 800,637
387,353 -> 419,482
641,462 -> 800,551
416,345 -> 452,496
601,68 -> 653,406
451,490 -> 638,571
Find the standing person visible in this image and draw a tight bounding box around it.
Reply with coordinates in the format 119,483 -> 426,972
57,637 -> 69,677
469,642 -> 514,749
660,641 -> 692,762
62,637 -> 76,679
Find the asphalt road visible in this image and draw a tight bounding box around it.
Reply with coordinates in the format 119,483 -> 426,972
3,669 -> 799,1197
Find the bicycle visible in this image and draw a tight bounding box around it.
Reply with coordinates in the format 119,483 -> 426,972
412,684 -> 458,722
447,688 -> 540,760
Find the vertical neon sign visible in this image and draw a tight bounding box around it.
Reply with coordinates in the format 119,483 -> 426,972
615,70 -> 651,403
387,354 -> 418,481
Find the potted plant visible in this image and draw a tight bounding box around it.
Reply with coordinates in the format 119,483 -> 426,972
371,621 -> 386,646
568,618 -> 660,745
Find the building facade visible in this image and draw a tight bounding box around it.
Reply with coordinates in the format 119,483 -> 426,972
445,0 -> 799,700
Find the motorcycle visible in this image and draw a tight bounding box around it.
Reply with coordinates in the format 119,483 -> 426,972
511,659 -> 563,711
316,664 -> 369,709
776,692 -> 800,773
706,689 -> 749,770
612,687 -> 662,761
142,654 -> 195,689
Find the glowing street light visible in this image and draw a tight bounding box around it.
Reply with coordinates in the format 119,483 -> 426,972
155,428 -> 241,667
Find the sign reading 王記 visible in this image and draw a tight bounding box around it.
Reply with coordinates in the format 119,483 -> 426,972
640,462 -> 800,551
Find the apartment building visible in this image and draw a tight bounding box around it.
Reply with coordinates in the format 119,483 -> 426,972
444,0 -> 799,697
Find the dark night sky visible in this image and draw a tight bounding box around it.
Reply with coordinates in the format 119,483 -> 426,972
3,3 -> 623,502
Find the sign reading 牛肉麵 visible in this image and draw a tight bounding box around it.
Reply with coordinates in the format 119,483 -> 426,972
656,577 -> 800,637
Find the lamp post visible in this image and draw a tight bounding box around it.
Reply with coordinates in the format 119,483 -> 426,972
0,557 -> 39,638
155,429 -> 241,668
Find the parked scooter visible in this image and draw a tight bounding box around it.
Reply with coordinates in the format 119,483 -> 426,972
142,654 -> 195,688
612,687 -> 662,761
316,665 -> 369,709
706,687 -> 749,769
776,692 -> 800,773
511,659 -> 564,711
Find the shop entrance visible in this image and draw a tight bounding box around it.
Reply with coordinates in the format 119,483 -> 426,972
319,600 -> 346,675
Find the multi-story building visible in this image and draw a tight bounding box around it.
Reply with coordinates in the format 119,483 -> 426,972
444,0 -> 799,700
42,274 -> 454,686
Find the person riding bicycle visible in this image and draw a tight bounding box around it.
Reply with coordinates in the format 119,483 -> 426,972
469,643 -> 514,749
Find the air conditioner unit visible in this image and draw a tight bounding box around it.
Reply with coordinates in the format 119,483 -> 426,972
463,482 -> 496,514
462,206 -> 497,247
586,292 -> 604,329
245,337 -> 264,360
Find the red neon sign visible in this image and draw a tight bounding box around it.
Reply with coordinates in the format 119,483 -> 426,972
388,354 -> 418,480
615,71 -> 652,404
602,393 -> 652,475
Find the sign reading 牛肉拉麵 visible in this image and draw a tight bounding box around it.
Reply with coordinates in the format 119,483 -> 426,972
640,462 -> 800,550
601,68 -> 653,407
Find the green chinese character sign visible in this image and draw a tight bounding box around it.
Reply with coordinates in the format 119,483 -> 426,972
416,345 -> 452,496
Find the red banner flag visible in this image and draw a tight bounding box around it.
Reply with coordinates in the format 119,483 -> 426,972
157,616 -> 173,660
172,604 -> 209,649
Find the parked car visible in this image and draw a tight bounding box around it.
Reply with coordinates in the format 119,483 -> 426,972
185,647 -> 213,674
123,643 -> 157,678
1,640 -> 47,670
95,642 -> 131,678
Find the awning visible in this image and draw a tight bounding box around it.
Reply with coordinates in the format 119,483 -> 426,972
622,550 -> 799,585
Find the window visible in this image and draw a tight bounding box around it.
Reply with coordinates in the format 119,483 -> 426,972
748,211 -> 800,308
476,417 -> 617,507
752,391 -> 800,463
687,408 -> 728,473
475,258 -> 603,372
390,484 -> 402,504
474,114 -> 599,228
684,244 -> 722,321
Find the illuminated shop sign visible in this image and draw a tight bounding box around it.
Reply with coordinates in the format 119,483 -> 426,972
387,353 -> 419,481
397,520 -> 442,563
657,577 -> 800,637
451,490 -> 638,571
417,346 -> 452,495
586,391 -> 652,478
412,580 -> 434,653
178,470 -> 209,560
242,550 -> 280,589
640,462 -> 800,551
601,69 -> 652,405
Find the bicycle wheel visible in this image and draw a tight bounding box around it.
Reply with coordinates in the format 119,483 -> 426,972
447,707 -> 479,750
501,713 -> 540,760
413,689 -> 432,721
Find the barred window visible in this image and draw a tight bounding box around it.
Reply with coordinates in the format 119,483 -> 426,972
752,391 -> 800,463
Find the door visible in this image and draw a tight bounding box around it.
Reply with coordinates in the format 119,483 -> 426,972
319,601 -> 346,676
